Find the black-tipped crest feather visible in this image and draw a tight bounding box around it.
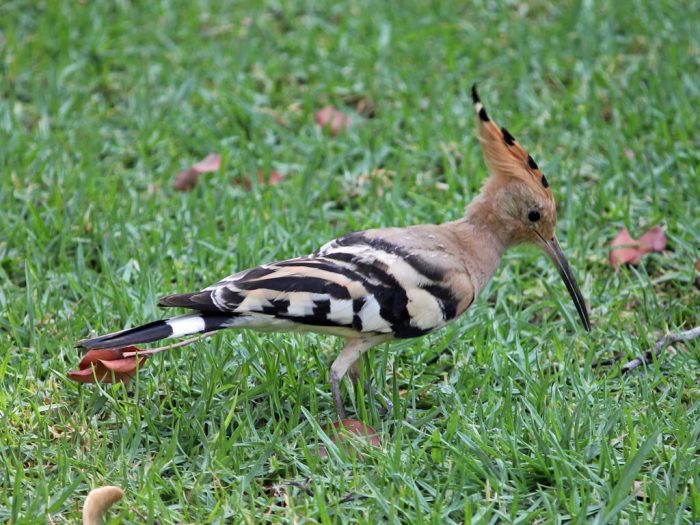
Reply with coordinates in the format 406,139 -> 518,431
471,83 -> 481,104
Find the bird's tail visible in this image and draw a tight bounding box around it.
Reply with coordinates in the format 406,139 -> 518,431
77,313 -> 235,350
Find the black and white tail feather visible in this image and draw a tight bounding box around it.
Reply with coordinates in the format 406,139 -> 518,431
76,313 -> 234,350
77,231 -> 468,351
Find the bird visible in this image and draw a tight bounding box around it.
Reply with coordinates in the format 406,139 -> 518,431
78,85 -> 591,419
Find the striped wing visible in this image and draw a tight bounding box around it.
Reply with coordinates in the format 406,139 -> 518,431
158,231 -> 466,338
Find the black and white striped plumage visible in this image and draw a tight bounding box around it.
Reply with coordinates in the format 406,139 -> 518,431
79,225 -> 488,419
79,227 -> 479,351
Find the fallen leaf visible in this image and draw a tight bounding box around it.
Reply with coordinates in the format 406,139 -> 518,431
235,170 -> 286,191
315,106 -> 351,136
173,153 -> 221,191
609,228 -> 638,267
318,419 -> 381,457
83,486 -> 124,525
609,226 -> 667,268
68,347 -> 147,384
77,348 -> 126,367
637,226 -> 666,252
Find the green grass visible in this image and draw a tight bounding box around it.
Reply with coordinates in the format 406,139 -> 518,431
1,0 -> 699,523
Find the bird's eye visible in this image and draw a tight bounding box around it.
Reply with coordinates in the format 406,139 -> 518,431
528,210 -> 541,222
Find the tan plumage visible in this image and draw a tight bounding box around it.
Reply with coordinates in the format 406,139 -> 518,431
78,85 -> 590,418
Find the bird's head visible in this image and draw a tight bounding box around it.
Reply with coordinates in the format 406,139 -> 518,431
469,85 -> 590,331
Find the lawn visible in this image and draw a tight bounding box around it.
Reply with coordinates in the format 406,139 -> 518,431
1,0 -> 699,523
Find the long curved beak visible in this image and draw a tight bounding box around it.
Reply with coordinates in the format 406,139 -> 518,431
538,235 -> 591,331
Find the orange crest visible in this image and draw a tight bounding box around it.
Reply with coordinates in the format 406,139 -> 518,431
471,85 -> 552,198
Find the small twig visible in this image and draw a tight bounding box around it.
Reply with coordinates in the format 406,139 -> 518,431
122,332 -> 215,357
621,326 -> 700,374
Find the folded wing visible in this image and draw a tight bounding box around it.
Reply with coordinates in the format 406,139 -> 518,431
158,231 -> 468,338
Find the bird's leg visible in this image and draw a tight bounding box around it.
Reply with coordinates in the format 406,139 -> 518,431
329,338 -> 379,419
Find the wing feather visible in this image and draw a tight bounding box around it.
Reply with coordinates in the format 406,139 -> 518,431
158,232 -> 466,337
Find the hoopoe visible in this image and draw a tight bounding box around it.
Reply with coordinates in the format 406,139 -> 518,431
78,85 -> 590,418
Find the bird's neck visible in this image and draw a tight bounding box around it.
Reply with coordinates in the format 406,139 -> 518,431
441,192 -> 509,296
464,173 -> 534,246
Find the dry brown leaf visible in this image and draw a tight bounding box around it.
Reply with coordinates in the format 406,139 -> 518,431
318,419 -> 381,457
609,228 -> 639,267
609,226 -> 666,268
315,106 -> 351,136
637,226 -> 666,252
235,170 -> 286,191
173,153 -> 222,191
82,486 -> 124,525
67,347 -> 147,384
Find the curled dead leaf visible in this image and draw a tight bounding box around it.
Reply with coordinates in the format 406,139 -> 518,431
173,153 -> 222,191
609,226 -> 666,268
637,226 -> 666,252
235,170 -> 286,191
318,419 -> 381,457
67,347 -> 147,384
83,486 -> 124,525
315,106 -> 351,136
